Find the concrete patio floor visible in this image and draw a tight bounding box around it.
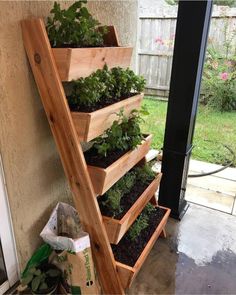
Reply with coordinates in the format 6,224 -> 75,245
187,160 -> 236,215
128,203 -> 236,294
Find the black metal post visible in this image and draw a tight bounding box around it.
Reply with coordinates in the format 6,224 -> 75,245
158,0 -> 213,219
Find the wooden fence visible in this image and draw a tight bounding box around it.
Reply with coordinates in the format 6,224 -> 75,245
138,7 -> 236,97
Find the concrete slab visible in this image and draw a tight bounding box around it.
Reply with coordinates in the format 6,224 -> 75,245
129,204 -> 236,295
185,184 -> 234,214
189,159 -> 236,181
233,200 -> 236,216
188,175 -> 236,197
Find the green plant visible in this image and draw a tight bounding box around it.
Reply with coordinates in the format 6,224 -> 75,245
68,75 -> 106,108
102,172 -> 136,215
128,203 -> 155,241
134,164 -> 156,186
68,66 -> 146,110
21,265 -> 61,293
110,67 -> 146,98
46,1 -> 107,48
202,26 -> 236,111
93,108 -> 146,157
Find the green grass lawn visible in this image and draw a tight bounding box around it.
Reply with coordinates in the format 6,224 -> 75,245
141,97 -> 236,167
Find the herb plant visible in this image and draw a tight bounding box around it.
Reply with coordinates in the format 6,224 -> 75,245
134,164 -> 156,186
93,109 -> 145,157
128,203 -> 155,241
67,65 -> 146,111
47,1 -> 107,48
102,172 -> 136,215
101,164 -> 155,216
21,265 -> 61,293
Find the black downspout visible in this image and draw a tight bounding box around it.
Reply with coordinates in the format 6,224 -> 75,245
158,0 -> 213,219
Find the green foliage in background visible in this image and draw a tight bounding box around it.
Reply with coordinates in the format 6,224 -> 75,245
141,98 -> 236,167
47,1 -> 107,47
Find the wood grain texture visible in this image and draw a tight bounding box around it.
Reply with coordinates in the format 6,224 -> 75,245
88,134 -> 153,195
21,18 -> 124,295
71,93 -> 144,142
103,173 -> 162,244
116,206 -> 171,289
53,46 -> 133,81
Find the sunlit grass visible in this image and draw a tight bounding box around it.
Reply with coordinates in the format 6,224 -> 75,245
141,97 -> 236,166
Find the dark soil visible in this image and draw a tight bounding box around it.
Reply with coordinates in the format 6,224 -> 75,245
68,93 -> 137,113
84,134 -> 148,169
98,177 -> 155,219
112,207 -> 167,267
84,147 -> 127,168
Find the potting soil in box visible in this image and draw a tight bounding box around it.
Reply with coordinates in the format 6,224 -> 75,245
112,207 -> 167,267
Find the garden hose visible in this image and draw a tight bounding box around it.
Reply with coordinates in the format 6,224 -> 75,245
188,141 -> 235,178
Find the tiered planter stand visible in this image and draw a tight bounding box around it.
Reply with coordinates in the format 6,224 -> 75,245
21,18 -> 170,294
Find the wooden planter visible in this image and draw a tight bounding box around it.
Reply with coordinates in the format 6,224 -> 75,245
102,173 -> 162,244
52,26 -> 133,81
88,134 -> 152,195
116,206 -> 171,289
71,93 -> 144,142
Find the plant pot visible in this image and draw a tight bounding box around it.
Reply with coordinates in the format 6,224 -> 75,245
102,173 -> 162,244
30,264 -> 61,295
71,93 -> 144,142
87,134 -> 153,195
52,26 -> 133,81
115,206 -> 171,289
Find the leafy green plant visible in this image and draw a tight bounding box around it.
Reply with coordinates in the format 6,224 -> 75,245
46,1 -> 107,48
128,203 -> 155,241
93,108 -> 146,157
67,65 -> 146,110
101,164 -> 155,216
110,67 -> 146,98
134,164 -> 156,186
102,172 -> 136,215
201,22 -> 236,111
21,265 -> 61,293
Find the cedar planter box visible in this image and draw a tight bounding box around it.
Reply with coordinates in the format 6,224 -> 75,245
52,26 -> 133,81
71,93 -> 144,142
103,173 -> 162,244
116,206 -> 171,289
88,135 -> 152,195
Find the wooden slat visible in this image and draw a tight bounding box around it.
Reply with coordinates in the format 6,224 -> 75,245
71,93 -> 143,142
21,18 -> 124,295
53,47 -> 133,81
88,135 -> 153,195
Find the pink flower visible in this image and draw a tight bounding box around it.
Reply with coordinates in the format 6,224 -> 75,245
220,72 -> 229,81
155,37 -> 164,45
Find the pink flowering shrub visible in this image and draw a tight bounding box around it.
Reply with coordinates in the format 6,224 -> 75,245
202,47 -> 236,111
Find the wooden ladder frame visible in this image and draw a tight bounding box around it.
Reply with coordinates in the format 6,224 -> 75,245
21,18 -> 124,294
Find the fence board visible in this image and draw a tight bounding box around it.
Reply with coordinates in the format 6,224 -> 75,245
138,10 -> 236,97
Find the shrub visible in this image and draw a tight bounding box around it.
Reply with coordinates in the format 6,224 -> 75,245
202,48 -> 236,111
46,1 -> 107,48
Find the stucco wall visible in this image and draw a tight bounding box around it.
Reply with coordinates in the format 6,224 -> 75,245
0,0 -> 138,271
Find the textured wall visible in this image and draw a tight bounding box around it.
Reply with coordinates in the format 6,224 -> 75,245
0,0 -> 138,271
